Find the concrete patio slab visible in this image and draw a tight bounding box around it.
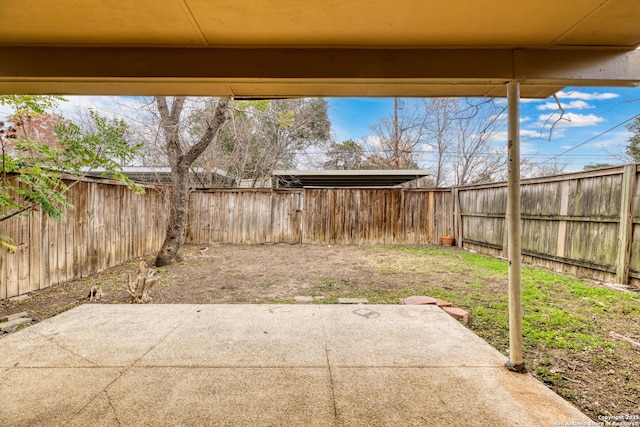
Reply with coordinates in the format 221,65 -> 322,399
66,368 -> 333,427
0,304 -> 592,426
331,367 -> 582,427
0,328 -> 97,368
319,304 -> 502,366
138,305 -> 327,367
0,367 -> 122,427
29,304 -> 194,366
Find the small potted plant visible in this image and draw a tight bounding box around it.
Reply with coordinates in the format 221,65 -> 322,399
441,234 -> 454,246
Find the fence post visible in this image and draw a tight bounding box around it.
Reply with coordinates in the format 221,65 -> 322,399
299,189 -> 304,244
616,165 -> 636,284
452,188 -> 463,247
501,186 -> 509,258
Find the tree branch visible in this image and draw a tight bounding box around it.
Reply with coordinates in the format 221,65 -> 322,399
155,96 -> 186,166
545,93 -> 568,141
181,97 -> 230,166
170,97 -> 186,125
0,203 -> 37,223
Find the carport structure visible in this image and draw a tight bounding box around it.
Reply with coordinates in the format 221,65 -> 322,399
1,0 -> 640,387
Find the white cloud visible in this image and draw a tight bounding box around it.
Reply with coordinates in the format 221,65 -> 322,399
488,131 -> 507,142
56,96 -> 153,122
520,129 -> 542,138
520,98 -> 544,103
560,145 -> 574,150
556,90 -> 619,101
520,140 -> 538,155
566,100 -> 594,109
363,135 -> 382,148
536,100 -> 593,111
496,115 -> 532,123
0,104 -> 11,119
591,141 -> 613,148
591,139 -> 627,149
536,102 -> 558,111
536,113 -> 605,128
488,129 -> 542,143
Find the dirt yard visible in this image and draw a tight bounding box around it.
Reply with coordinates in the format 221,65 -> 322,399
1,244 -> 454,318
1,243 -> 639,422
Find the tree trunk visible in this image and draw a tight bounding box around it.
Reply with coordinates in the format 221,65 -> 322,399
155,163 -> 190,266
154,96 -> 230,267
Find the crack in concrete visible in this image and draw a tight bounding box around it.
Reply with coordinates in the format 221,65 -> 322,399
105,389 -> 121,426
128,308 -> 193,367
34,330 -> 99,368
62,309 -> 193,425
318,307 -> 340,427
63,367 -> 126,425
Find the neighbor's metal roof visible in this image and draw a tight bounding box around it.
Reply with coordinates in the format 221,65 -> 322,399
1,0 -> 640,97
82,166 -> 233,185
273,170 -> 431,188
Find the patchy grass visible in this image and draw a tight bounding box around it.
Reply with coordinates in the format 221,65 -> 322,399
361,246 -> 640,420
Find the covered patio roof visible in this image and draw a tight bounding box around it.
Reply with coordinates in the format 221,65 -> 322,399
2,0 -> 640,374
1,0 -> 639,98
273,170 -> 432,188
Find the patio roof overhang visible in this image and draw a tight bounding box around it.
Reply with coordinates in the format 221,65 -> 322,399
1,47 -> 639,98
1,0 -> 639,98
3,0 -> 640,374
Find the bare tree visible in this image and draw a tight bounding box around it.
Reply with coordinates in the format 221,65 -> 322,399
367,98 -> 427,169
451,101 -> 507,185
363,98 -> 506,184
423,98 -> 457,186
154,97 -> 230,267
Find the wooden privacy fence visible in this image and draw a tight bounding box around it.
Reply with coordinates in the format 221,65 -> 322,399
1,184 -> 451,299
3,165 -> 640,299
185,188 -> 453,246
456,165 -> 640,288
186,168 -> 640,288
186,189 -> 304,245
0,177 -> 169,299
303,188 -> 452,245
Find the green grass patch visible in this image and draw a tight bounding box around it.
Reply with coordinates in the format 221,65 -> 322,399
384,245 -> 509,277
361,245 -> 640,357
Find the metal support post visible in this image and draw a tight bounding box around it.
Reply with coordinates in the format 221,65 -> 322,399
505,81 -> 526,373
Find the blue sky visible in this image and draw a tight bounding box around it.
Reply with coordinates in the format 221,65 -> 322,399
3,87 -> 640,172
327,87 -> 640,171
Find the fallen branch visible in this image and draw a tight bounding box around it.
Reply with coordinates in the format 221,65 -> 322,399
127,261 -> 157,304
610,331 -> 640,350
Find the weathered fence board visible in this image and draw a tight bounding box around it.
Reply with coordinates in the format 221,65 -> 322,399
186,188 -> 452,247
301,188 -> 449,245
459,165 -> 639,288
0,177 -> 170,299
186,189 -> 279,245
271,190 -> 303,244
3,165 -> 640,299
